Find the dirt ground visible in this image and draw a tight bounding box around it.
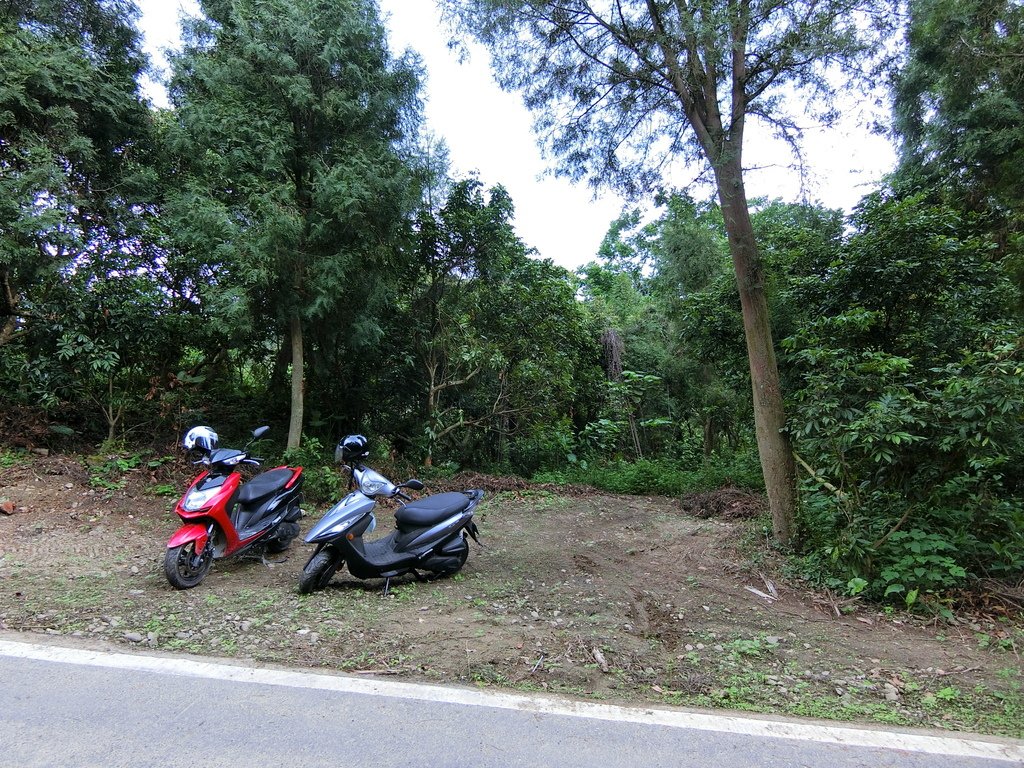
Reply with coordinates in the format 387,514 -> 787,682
1,452 -> 1022,738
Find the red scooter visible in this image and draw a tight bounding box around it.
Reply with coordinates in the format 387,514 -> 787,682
164,425 -> 304,589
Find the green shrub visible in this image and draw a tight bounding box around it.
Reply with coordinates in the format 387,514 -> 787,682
282,437 -> 344,506
788,329 -> 1023,600
782,194 -> 1024,602
533,449 -> 763,496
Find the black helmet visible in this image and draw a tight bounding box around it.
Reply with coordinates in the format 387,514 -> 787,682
335,434 -> 369,463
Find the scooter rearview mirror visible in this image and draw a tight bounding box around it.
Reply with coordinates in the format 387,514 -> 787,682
404,479 -> 425,491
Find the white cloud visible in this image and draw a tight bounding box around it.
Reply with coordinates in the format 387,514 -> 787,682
378,1 -> 625,270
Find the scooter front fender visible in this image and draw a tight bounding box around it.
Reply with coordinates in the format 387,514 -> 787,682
168,523 -> 210,554
305,492 -> 376,544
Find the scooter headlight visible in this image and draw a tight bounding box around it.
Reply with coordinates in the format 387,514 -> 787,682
321,512 -> 376,538
183,486 -> 220,511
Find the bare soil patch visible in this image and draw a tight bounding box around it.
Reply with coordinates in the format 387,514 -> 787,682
1,452 -> 1021,738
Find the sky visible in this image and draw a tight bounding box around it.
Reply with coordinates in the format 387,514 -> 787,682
136,1 -> 897,271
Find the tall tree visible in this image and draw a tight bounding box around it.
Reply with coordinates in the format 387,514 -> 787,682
0,0 -> 151,350
0,0 -> 166,441
166,0 -> 422,449
893,0 -> 1024,215
411,178 -> 504,465
445,0 -> 890,544
407,178 -> 596,468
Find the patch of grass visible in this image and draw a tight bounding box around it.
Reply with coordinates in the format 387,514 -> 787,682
726,637 -> 767,658
162,638 -> 203,652
975,623 -> 1023,654
86,453 -> 144,490
0,448 -> 30,468
488,490 -> 572,510
533,453 -> 764,496
49,579 -> 112,609
787,697 -> 912,726
471,665 -> 510,686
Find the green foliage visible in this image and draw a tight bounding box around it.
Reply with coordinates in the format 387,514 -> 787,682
574,371 -> 672,461
877,531 -> 967,604
0,448 -> 29,468
0,0 -> 158,430
505,419 -> 579,477
86,452 -> 142,490
894,0 -> 1024,215
577,194 -> 748,464
393,177 -> 601,471
282,436 -> 343,506
534,449 -> 763,497
785,192 -> 1024,599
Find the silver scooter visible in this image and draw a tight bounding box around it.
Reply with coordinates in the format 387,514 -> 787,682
298,434 -> 482,595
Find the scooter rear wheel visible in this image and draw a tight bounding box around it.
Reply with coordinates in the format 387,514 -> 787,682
425,535 -> 469,578
164,540 -> 213,589
440,538 -> 469,576
298,549 -> 341,594
266,521 -> 300,554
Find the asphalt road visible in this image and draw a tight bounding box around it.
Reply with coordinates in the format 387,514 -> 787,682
0,638 -> 1021,768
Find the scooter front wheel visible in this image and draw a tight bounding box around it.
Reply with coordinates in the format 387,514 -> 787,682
164,540 -> 213,589
298,549 -> 341,594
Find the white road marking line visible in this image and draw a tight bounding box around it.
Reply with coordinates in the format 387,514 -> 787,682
1,638 -> 1021,762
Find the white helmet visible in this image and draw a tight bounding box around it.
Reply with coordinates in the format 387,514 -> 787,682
183,426 -> 219,453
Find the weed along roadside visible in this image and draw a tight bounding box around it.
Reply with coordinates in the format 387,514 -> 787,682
0,452 -> 1022,740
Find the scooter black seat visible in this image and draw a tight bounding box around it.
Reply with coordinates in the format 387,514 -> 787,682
238,468 -> 294,504
396,492 -> 470,530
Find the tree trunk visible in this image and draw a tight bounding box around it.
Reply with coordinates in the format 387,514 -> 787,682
287,312 -> 304,451
703,415 -> 716,458
714,159 -> 796,545
269,332 -> 292,399
0,267 -> 18,347
424,353 -> 439,467
0,317 -> 15,347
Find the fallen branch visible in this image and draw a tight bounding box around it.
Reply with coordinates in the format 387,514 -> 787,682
932,666 -> 981,677
744,586 -> 777,602
793,452 -> 846,500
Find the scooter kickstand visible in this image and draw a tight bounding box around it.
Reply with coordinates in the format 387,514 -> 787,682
382,577 -> 391,597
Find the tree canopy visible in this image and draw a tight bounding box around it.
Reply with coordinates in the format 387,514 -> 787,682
894,0 -> 1024,214
164,0 -> 424,449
